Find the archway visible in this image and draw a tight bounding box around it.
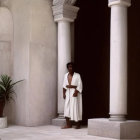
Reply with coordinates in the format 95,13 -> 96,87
0,6 -> 13,122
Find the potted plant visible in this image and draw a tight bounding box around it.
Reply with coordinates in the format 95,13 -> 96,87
0,75 -> 23,128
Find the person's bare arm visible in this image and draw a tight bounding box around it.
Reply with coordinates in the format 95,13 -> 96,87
66,85 -> 77,88
63,88 -> 66,99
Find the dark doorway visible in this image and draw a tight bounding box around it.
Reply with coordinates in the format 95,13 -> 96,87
74,0 -> 110,124
127,1 -> 140,120
74,0 -> 140,123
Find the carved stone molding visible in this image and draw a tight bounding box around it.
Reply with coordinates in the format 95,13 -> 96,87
108,0 -> 131,7
53,0 -> 77,6
52,0 -> 79,22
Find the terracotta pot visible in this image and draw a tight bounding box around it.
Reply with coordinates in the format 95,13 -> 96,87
0,98 -> 5,117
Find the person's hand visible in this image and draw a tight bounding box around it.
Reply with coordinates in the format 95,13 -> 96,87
63,94 -> 66,99
72,85 -> 77,89
66,85 -> 71,88
73,92 -> 78,97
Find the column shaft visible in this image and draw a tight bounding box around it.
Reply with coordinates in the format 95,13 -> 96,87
58,21 -> 71,117
109,5 -> 128,121
52,2 -> 79,123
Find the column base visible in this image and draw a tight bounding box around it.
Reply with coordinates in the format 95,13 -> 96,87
109,114 -> 126,121
88,118 -> 140,139
52,114 -> 66,126
52,118 -> 66,126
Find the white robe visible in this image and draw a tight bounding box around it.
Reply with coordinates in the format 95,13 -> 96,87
63,72 -> 83,122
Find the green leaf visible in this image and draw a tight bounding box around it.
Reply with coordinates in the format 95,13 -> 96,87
0,84 -> 6,91
0,74 -> 23,103
11,80 -> 24,86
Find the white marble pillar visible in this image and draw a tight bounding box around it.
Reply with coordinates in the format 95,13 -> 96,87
88,1 -> 140,139
52,0 -> 79,120
58,21 -> 71,118
108,0 -> 131,121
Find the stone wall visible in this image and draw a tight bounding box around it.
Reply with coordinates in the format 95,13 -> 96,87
0,0 -> 57,126
0,7 -> 13,76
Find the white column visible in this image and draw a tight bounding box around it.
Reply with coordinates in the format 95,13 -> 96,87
52,2 -> 79,119
58,21 -> 71,117
108,0 -> 131,121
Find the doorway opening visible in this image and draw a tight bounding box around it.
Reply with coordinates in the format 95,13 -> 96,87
74,0 -> 110,124
74,0 -> 140,123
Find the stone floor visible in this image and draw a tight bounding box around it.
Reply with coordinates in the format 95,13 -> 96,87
0,125 -> 139,140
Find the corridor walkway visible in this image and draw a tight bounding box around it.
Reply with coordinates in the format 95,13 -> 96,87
0,125 -> 113,140
0,125 -> 139,140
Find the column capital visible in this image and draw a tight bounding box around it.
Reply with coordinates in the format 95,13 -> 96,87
53,0 -> 77,6
108,0 -> 131,7
52,0 -> 79,22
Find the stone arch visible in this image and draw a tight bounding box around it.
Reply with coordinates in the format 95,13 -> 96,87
0,6 -> 13,123
0,7 -> 13,76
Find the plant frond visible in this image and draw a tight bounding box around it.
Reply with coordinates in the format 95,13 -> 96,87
0,74 -> 23,103
11,80 -> 24,86
0,84 -> 6,91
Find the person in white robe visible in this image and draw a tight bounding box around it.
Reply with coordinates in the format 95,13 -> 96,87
62,62 -> 83,129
